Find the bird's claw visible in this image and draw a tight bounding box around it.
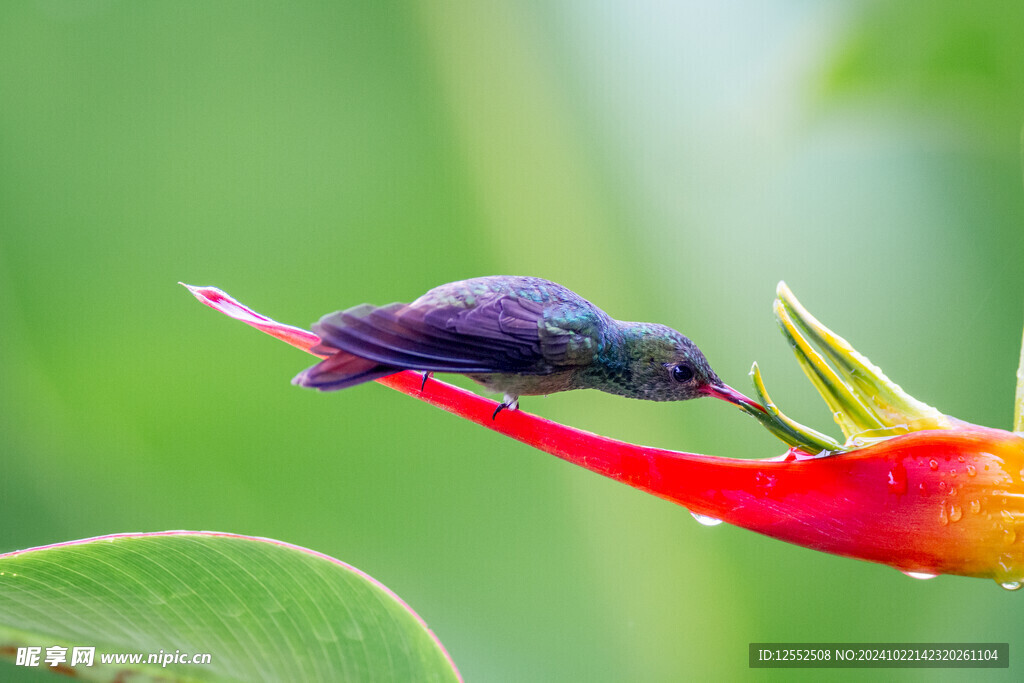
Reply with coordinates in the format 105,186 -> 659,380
420,372 -> 432,391
492,395 -> 519,420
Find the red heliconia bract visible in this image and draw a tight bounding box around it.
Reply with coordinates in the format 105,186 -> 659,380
184,283 -> 1024,589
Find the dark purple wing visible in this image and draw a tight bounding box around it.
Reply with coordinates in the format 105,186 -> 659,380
311,298 -> 550,374
293,277 -> 607,391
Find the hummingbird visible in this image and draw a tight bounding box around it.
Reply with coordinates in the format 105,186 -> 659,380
292,276 -> 751,417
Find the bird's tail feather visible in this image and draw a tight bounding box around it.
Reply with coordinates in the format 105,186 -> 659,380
292,347 -> 399,391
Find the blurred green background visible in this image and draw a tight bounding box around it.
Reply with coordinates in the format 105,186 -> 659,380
2,1 -> 1024,681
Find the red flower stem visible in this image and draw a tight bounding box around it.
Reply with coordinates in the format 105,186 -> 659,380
378,371 -> 755,507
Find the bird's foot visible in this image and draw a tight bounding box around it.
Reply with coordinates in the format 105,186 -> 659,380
420,371 -> 432,391
492,394 -> 520,420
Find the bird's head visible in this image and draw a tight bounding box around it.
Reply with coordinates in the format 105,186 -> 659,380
617,323 -> 750,406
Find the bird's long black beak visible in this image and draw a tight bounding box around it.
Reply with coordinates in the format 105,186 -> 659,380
702,382 -> 766,413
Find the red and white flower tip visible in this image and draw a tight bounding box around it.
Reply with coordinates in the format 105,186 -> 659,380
183,282 -> 1024,589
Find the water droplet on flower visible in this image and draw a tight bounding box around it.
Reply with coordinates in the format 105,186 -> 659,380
754,471 -> 776,496
902,571 -> 938,580
1000,581 -> 1023,591
887,463 -> 907,495
966,464 -> 977,477
949,505 -> 962,522
690,512 -> 723,527
969,499 -> 981,514
939,505 -> 949,526
918,483 -> 928,496
1003,529 -> 1017,545
939,481 -> 947,492
950,469 -> 957,477
929,459 -> 939,471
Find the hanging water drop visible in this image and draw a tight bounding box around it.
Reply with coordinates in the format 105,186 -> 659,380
999,581 -> 1023,591
690,512 -> 723,527
902,571 -> 938,580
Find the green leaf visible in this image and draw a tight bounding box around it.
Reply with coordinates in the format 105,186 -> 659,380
0,532 -> 460,682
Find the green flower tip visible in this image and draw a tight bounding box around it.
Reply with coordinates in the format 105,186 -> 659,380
742,281 -> 960,454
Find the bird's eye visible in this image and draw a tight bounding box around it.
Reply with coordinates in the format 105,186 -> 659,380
671,364 -> 695,383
